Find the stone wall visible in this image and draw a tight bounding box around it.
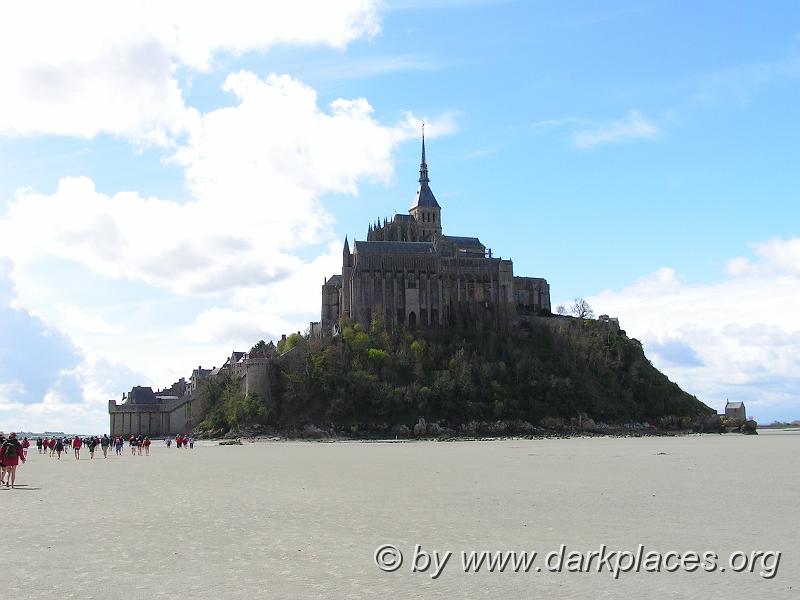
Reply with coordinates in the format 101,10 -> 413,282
108,393 -> 200,437
513,276 -> 552,314
244,358 -> 271,401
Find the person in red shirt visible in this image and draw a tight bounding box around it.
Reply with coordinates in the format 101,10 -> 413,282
143,437 -> 151,456
0,432 -> 26,488
21,437 -> 30,458
48,437 -> 56,456
72,435 -> 82,460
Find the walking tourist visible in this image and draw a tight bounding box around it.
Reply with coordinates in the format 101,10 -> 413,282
55,437 -> 64,459
100,434 -> 110,458
36,437 -> 43,454
88,436 -> 97,459
21,437 -> 30,458
115,436 -> 124,456
72,435 -> 82,460
130,435 -> 138,456
0,432 -> 13,485
0,432 -> 25,488
48,437 -> 56,457
143,437 -> 151,456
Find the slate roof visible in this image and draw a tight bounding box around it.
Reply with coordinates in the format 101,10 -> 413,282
726,402 -> 744,409
443,235 -> 484,247
325,274 -> 343,286
410,183 -> 440,210
354,241 -> 434,255
128,386 -> 158,405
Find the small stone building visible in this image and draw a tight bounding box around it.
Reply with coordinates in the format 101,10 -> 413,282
725,401 -> 746,421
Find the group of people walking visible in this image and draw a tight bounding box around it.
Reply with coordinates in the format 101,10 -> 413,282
165,434 -> 194,449
1,430 -> 198,489
36,434 -> 113,460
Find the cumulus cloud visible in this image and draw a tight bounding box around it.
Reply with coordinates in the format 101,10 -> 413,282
572,110 -> 660,149
727,237 -> 800,277
0,355 -> 144,433
587,239 -> 800,420
0,1 -> 381,141
0,270 -> 144,431
0,72 -> 449,298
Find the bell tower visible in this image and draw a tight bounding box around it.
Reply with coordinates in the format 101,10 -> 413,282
409,126 -> 442,241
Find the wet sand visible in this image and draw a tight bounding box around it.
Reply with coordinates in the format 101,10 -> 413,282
6,433 -> 799,599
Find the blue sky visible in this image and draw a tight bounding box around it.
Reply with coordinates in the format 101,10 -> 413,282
0,1 -> 798,432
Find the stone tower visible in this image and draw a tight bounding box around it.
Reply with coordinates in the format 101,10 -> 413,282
408,128 -> 442,241
341,235 -> 352,321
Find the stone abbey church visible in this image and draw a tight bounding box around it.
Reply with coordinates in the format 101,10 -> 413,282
318,134 -> 551,334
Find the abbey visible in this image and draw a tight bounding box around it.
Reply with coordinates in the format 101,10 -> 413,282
318,133 -> 551,334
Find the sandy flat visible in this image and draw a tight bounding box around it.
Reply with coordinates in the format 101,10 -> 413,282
5,432 -> 799,599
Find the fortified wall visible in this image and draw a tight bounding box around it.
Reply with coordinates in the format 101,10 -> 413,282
108,344 -> 277,437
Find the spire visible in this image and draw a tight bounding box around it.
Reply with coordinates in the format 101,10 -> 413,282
343,236 -> 352,266
410,124 -> 440,210
418,124 -> 429,184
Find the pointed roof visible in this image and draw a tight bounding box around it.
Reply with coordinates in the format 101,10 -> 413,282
410,126 -> 440,210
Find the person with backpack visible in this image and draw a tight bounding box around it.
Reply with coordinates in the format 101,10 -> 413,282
1,432 -> 26,488
0,433 -> 9,485
54,437 -> 64,459
87,436 -> 97,459
100,434 -> 110,458
36,437 -> 43,454
130,435 -> 138,456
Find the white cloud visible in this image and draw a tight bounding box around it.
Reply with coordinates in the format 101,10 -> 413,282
588,239 -> 800,419
0,381 -> 26,405
572,110 -> 660,149
0,67 -> 457,430
0,72 -> 447,298
0,1 -> 381,141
